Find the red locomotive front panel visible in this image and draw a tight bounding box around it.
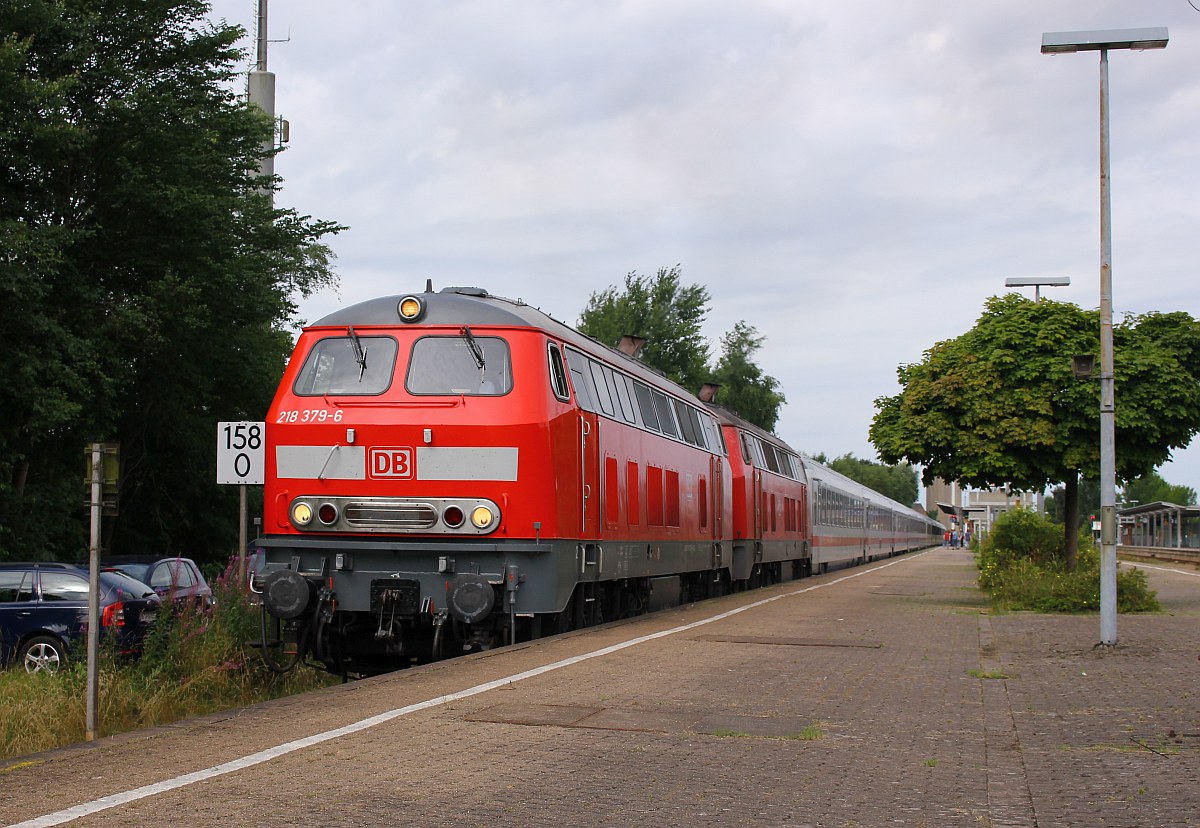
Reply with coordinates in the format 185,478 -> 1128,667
264,323 -> 555,543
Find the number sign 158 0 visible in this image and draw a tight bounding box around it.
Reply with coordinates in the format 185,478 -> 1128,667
217,421 -> 265,485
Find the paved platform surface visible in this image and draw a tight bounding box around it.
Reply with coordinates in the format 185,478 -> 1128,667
2,547 -> 1197,827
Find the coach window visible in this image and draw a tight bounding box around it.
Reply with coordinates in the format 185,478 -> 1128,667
294,335 -> 399,396
407,335 -> 512,395
547,344 -> 570,401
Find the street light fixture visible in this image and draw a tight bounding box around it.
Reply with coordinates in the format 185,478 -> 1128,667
1005,276 -> 1071,302
1041,27 -> 1168,647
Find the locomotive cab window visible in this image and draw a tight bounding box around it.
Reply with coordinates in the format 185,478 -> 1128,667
294,334 -> 399,396
407,334 -> 512,395
548,343 -> 570,401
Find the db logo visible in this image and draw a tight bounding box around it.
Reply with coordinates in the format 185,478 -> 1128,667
369,447 -> 414,479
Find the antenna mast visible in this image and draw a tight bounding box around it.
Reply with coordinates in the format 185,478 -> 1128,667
247,0 -> 276,190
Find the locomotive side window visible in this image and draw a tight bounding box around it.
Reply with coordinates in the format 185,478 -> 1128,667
748,435 -> 762,467
408,335 -> 512,395
671,399 -> 696,445
294,335 -> 398,396
548,343 -> 570,401
610,369 -> 638,424
685,408 -> 708,449
762,443 -> 781,474
651,391 -> 678,438
563,347 -> 597,412
589,361 -> 615,416
673,399 -> 709,448
780,452 -> 797,479
561,345 -> 723,456
632,381 -> 659,431
702,417 -> 726,455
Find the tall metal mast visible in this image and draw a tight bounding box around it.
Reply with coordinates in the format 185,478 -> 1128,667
247,0 -> 276,189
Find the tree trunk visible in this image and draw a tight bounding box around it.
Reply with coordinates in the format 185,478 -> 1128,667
1063,472 -> 1079,570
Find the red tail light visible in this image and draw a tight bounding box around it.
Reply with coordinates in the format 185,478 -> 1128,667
101,602 -> 126,627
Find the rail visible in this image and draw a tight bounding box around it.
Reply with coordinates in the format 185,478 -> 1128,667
1118,544 -> 1200,567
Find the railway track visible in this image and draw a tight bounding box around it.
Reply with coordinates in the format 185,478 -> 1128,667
1119,545 -> 1200,567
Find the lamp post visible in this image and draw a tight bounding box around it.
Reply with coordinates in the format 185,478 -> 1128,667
1004,276 -> 1071,302
1041,27 -> 1168,646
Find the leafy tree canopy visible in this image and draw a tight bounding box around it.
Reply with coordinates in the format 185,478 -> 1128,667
578,266 -> 711,393
1122,469 -> 1197,507
871,295 -> 1200,490
578,267 -> 785,431
0,0 -> 343,561
709,321 -> 786,432
827,453 -> 918,507
870,295 -> 1200,563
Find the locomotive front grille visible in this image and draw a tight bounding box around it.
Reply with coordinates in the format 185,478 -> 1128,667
344,502 -> 438,529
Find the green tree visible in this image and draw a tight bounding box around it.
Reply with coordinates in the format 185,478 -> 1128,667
827,454 -> 918,507
1122,470 -> 1197,507
578,268 -> 786,432
0,0 -> 343,560
578,266 -> 711,393
870,295 -> 1200,568
709,321 -> 786,431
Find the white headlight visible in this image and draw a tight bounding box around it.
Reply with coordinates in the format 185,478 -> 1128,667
470,505 -> 496,529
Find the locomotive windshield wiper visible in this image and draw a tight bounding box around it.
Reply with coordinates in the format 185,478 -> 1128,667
347,326 -> 368,381
460,325 -> 486,372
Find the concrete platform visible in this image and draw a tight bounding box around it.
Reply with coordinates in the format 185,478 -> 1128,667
2,547 -> 1197,827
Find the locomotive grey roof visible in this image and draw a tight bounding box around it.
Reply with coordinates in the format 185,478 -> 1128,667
310,285 -> 704,406
312,287 -> 550,330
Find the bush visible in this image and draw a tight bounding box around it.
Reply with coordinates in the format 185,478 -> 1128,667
977,508 -> 1159,613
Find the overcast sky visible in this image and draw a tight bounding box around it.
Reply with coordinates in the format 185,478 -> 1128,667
206,0 -> 1200,494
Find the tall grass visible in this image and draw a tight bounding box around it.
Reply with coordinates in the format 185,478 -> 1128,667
1,562 -> 334,761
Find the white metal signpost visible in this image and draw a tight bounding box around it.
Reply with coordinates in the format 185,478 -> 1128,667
217,422 -> 265,579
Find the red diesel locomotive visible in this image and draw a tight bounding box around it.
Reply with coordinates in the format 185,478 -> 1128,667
256,285 -> 940,675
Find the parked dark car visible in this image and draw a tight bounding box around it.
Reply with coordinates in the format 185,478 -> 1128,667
101,556 -> 214,609
0,562 -> 162,673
